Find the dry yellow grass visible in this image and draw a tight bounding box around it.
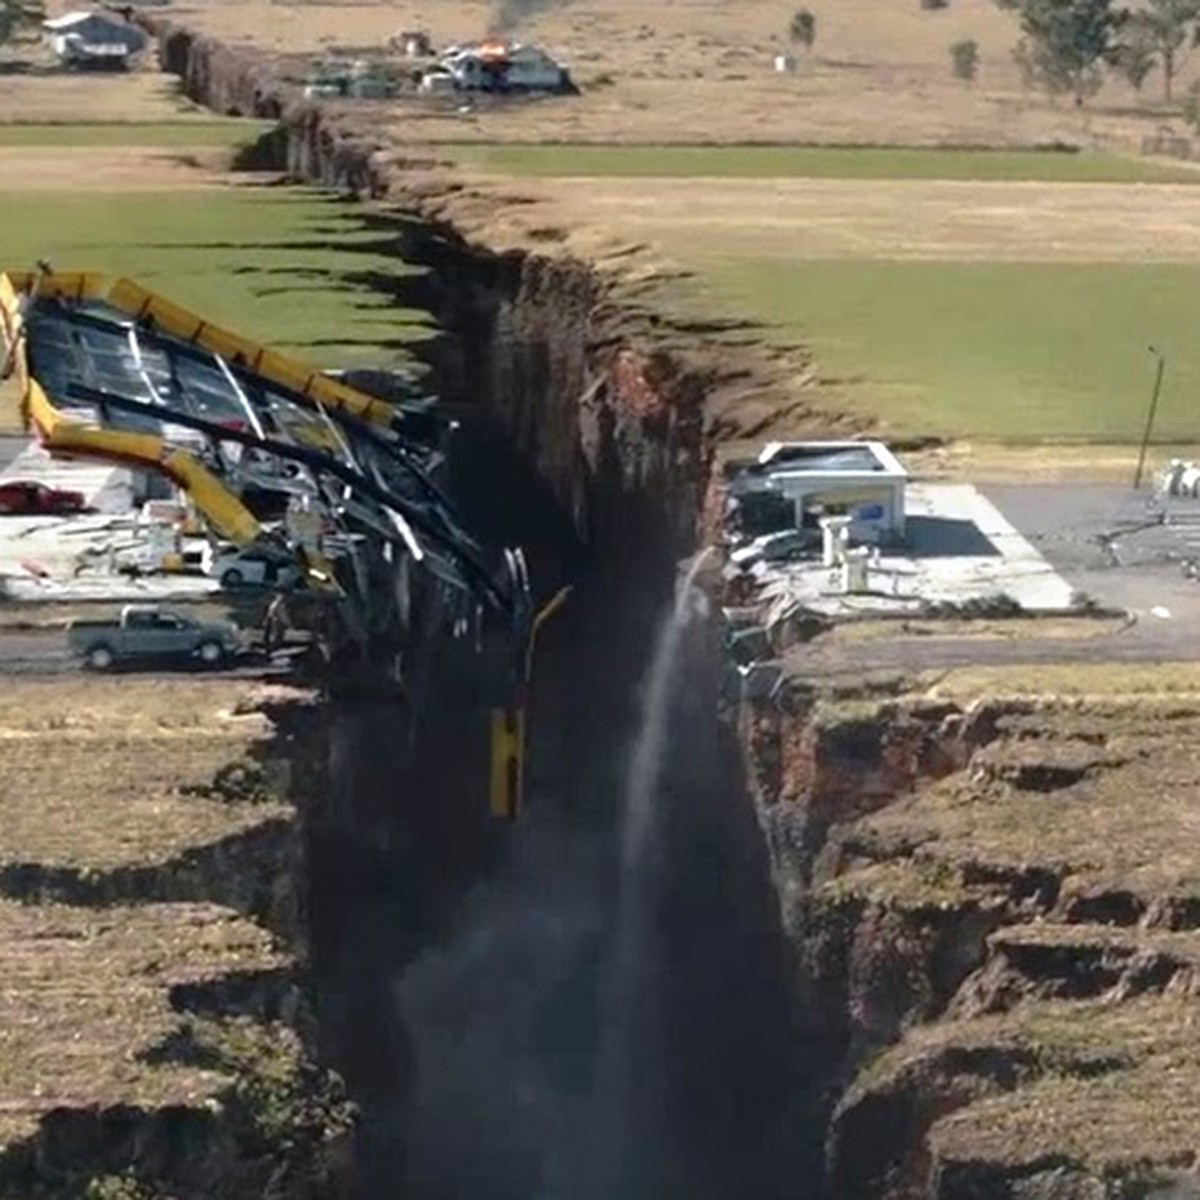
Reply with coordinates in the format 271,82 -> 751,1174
818,614 -> 1126,647
0,145 -> 240,191
853,994 -> 1200,1174
0,678 -> 303,872
0,899 -> 287,1144
180,0 -> 1189,149
856,700 -> 1200,899
0,70 -> 206,125
926,661 -> 1200,699
905,440 -> 1200,483
513,174 -> 1200,263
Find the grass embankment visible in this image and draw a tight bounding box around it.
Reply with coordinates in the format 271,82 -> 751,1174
0,188 -> 428,365
0,117 -> 427,366
456,141 -> 1200,442
450,143 -> 1200,184
0,677 -> 290,874
700,258 -> 1200,441
0,120 -> 275,147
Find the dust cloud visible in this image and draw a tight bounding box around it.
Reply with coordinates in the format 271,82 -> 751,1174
393,558 -> 798,1200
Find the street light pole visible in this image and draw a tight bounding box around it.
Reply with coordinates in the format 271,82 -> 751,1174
1134,345 -> 1166,491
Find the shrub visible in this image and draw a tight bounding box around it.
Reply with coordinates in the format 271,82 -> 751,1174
789,8 -> 817,50
951,37 -> 980,82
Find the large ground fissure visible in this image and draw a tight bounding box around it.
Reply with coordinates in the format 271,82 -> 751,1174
138,22 -> 835,1198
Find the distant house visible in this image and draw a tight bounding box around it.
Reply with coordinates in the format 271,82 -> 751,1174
506,44 -> 570,90
302,59 -> 395,100
442,41 -> 572,93
43,11 -> 145,69
392,29 -> 433,58
417,69 -> 456,96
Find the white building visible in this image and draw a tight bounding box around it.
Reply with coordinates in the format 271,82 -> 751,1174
43,11 -> 145,69
442,42 -> 569,92
732,441 -> 908,545
504,44 -> 568,90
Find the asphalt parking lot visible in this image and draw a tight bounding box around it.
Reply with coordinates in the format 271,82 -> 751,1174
983,482 -> 1200,631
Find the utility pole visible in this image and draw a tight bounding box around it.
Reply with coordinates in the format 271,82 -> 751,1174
1134,345 -> 1166,491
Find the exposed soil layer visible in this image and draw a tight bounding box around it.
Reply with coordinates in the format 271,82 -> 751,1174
137,19 -> 1200,1200
0,679 -> 354,1199
135,24 -> 824,1196
747,674 -> 1200,1199
144,13 -> 861,478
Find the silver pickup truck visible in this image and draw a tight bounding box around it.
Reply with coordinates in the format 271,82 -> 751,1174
67,606 -> 242,671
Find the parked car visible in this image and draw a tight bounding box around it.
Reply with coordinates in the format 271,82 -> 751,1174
67,605 -> 243,671
0,479 -> 87,516
202,544 -> 303,590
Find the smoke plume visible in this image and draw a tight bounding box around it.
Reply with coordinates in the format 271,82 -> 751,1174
488,0 -> 565,34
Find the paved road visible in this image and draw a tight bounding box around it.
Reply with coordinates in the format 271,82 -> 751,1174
0,628 -> 291,679
0,629 -> 73,674
788,622 -> 1200,681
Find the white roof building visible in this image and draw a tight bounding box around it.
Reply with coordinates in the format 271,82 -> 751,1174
43,11 -> 145,67
442,42 -> 568,92
733,441 -> 908,544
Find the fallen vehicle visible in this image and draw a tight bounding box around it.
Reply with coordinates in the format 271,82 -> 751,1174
68,605 -> 242,670
0,479 -> 87,516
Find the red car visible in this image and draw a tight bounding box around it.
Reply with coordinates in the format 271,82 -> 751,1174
0,480 -> 87,516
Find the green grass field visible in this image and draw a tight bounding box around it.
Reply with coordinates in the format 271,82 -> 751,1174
699,258 -> 1200,441
448,143 -> 1200,184
0,121 -> 275,147
0,188 -> 428,365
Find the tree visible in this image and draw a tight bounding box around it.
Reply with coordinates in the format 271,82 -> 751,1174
950,37 -> 980,82
1184,76 -> 1200,124
789,8 -> 817,51
1114,25 -> 1159,92
0,0 -> 44,44
1003,0 -> 1127,105
1117,0 -> 1200,102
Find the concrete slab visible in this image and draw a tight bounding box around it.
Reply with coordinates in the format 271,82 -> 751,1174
983,482 -> 1200,631
733,483 -> 1077,619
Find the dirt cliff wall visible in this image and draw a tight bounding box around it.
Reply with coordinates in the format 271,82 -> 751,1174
137,23 -> 1142,1200
143,17 -> 724,568
744,674 -> 1200,1200
0,689 -> 354,1200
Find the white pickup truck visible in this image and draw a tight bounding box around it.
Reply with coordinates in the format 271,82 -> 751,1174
67,605 -> 242,671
